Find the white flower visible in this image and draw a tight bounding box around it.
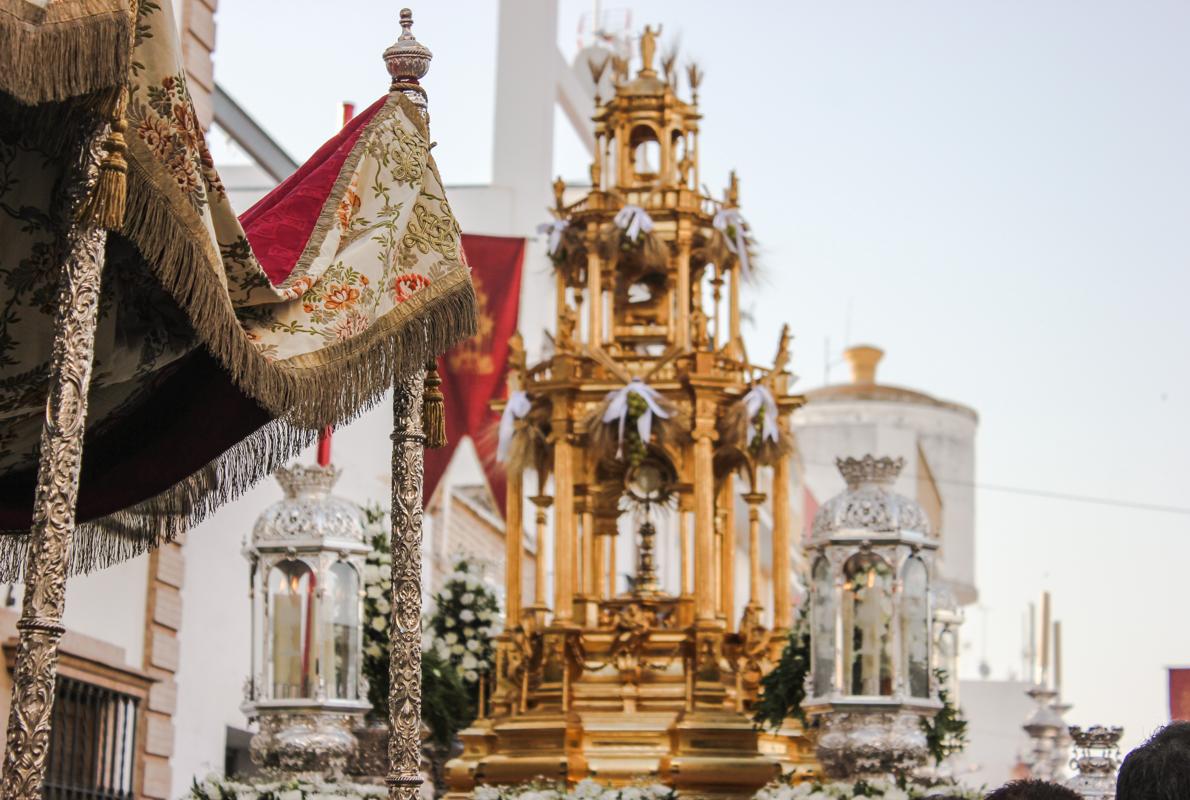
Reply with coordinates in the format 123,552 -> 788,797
475,788 -> 502,800
460,609 -> 475,622
371,616 -> 387,631
466,639 -> 480,652
375,597 -> 391,614
462,653 -> 478,670
461,592 -> 475,605
883,789 -> 910,800
444,617 -> 456,628
366,585 -> 381,599
464,668 -> 479,682
279,791 -> 302,800
573,779 -> 603,800
444,632 -> 458,644
365,644 -> 383,658
620,788 -> 643,800
451,644 -> 465,655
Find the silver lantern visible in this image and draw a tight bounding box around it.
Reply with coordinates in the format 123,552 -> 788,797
804,455 -> 941,780
243,463 -> 371,778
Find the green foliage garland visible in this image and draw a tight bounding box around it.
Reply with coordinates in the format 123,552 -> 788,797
921,668 -> 968,765
753,610 -> 812,730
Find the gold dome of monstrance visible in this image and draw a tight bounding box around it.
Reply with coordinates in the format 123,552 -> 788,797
447,27 -> 816,797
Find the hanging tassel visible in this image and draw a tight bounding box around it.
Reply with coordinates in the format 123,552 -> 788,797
422,360 -> 447,449
78,86 -> 129,230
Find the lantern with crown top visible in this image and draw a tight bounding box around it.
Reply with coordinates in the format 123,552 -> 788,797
804,455 -> 941,779
242,463 -> 371,778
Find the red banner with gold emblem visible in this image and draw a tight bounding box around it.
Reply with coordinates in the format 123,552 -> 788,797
423,234 -> 525,513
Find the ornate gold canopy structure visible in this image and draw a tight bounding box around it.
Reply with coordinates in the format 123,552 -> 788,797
447,30 -> 814,798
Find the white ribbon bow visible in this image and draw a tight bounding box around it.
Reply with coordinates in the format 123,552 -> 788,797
601,378 -> 670,457
614,204 -> 655,242
712,207 -> 751,274
742,384 -> 779,444
535,219 -> 569,256
496,390 -> 533,463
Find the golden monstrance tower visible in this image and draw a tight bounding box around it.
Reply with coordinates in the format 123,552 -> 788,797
448,28 -> 814,797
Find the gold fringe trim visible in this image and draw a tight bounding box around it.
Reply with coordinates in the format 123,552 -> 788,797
0,0 -> 132,105
0,418 -> 315,581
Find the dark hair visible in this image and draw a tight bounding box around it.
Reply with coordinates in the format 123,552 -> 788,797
984,780 -> 1081,800
1117,721 -> 1190,800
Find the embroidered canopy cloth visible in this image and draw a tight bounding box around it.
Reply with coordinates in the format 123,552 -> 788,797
0,0 -> 477,574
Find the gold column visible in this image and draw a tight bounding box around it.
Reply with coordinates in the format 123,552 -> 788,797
772,439 -> 793,632
676,224 -> 691,350
727,261 -> 742,357
529,496 -> 552,618
505,467 -> 524,624
693,414 -> 717,622
586,223 -> 602,346
608,532 -> 618,598
743,492 -> 766,611
679,504 -> 691,596
592,512 -> 611,601
582,506 -> 596,614
389,370 -> 426,800
552,416 -> 575,623
2,131 -> 107,800
719,474 -> 736,630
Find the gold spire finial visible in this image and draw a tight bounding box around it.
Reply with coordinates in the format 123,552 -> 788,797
725,170 -> 740,207
640,24 -> 663,76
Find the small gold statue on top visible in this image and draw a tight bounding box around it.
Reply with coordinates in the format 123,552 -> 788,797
640,24 -> 663,75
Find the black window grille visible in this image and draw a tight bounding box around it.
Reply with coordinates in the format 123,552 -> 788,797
44,675 -> 139,800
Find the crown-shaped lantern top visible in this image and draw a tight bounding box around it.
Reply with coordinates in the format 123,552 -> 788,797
812,454 -> 931,538
837,454 -> 904,489
251,464 -> 366,551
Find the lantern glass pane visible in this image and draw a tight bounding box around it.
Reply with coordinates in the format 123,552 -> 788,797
937,627 -> 957,690
842,553 -> 893,696
902,557 -> 930,698
811,557 -> 835,697
267,559 -> 317,699
326,561 -> 360,700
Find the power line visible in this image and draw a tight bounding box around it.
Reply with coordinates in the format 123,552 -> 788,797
797,457 -> 1190,517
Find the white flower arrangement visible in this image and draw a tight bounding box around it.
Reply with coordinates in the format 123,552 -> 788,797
425,559 -> 503,689
474,778 -> 675,800
755,778 -> 981,800
186,774 -> 385,800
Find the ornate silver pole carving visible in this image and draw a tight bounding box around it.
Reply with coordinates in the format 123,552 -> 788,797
2,130 -> 109,800
388,370 -> 425,800
383,12 -> 433,800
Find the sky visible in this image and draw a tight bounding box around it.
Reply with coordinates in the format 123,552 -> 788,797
212,1 -> 1190,754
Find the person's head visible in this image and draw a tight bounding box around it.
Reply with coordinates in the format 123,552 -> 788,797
984,780 -> 1081,800
1117,721 -> 1190,800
